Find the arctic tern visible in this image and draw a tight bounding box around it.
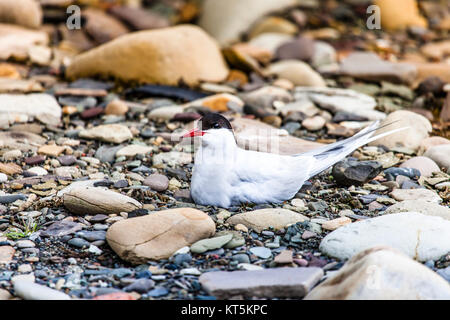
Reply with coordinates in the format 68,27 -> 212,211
183,113 -> 406,208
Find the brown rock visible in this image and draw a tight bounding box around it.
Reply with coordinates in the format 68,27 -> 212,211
410,62 -> 450,84
0,0 -> 42,29
0,246 -> 15,263
420,40 -> 450,61
83,8 -> 129,44
66,25 -> 229,86
199,267 -> 323,299
106,208 -> 215,263
108,6 -> 170,30
143,174 -> 169,192
374,0 -> 427,30
38,145 -> 65,157
274,250 -> 293,264
104,100 -> 129,116
0,163 -> 22,175
322,217 -> 352,231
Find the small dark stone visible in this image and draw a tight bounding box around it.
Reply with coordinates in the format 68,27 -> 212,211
417,76 -> 445,95
57,155 -> 77,166
308,200 -> 328,212
275,36 -> 315,61
75,230 -> 106,242
147,286 -> 169,297
332,159 -> 383,186
173,253 -> 192,266
124,278 -> 155,293
127,209 -> 149,218
90,214 -> 108,223
68,238 -> 90,248
140,128 -> 155,138
332,112 -> 368,123
172,112 -> 202,122
0,194 -> 27,204
25,156 -> 46,165
384,167 -> 421,180
114,180 -> 129,188
93,180 -> 114,187
80,106 -> 104,119
173,189 -> 192,202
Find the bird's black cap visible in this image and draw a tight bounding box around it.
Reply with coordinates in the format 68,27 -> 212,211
199,113 -> 233,131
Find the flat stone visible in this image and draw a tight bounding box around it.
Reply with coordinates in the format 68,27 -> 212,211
305,246 -> 450,300
390,188 -> 442,203
227,208 -> 308,233
264,60 -> 326,87
294,87 -> 385,121
249,247 -> 272,259
385,200 -> 450,220
38,145 -> 65,157
190,234 -> 233,254
63,187 -> 142,215
40,221 -> 83,237
322,217 -> 352,231
106,208 -> 215,264
199,267 -> 323,299
116,145 -> 153,158
79,124 -> 133,144
320,212 -> 450,262
0,93 -> 61,120
339,52 -> 417,85
14,281 -> 71,300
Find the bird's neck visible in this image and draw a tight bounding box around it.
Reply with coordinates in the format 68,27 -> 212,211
195,131 -> 238,166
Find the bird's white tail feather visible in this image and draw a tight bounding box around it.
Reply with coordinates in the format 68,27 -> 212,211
306,124 -> 409,179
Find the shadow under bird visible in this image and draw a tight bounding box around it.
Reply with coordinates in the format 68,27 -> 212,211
182,113 -> 407,208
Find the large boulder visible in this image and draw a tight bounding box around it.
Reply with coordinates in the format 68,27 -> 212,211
305,246 -> 450,300
66,25 -> 229,86
424,144 -> 450,172
319,212 -> 450,262
106,208 -> 215,264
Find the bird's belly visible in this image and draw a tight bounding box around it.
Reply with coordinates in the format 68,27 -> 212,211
190,166 -> 232,208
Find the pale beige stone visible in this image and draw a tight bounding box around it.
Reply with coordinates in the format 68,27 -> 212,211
66,25 -> 228,86
106,208 -> 216,263
305,246 -> 450,300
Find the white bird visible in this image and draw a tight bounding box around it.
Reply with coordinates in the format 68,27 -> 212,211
183,113 -> 406,208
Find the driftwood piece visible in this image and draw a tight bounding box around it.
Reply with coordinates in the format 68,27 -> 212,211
63,187 -> 142,215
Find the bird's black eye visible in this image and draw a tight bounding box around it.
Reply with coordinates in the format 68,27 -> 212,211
213,123 -> 220,129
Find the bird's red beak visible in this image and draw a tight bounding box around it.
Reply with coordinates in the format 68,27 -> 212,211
182,128 -> 206,138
